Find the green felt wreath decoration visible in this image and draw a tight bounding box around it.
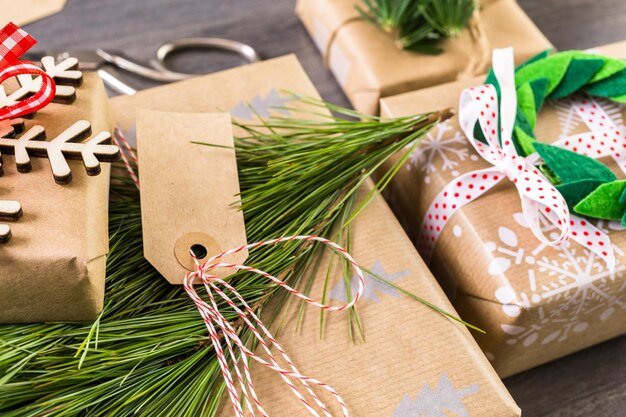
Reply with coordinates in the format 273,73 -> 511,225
478,50 -> 626,225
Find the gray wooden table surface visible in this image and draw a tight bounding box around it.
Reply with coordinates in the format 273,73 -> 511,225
24,1 -> 626,416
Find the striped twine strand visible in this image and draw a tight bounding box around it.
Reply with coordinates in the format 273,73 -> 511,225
112,126 -> 140,189
184,235 -> 364,417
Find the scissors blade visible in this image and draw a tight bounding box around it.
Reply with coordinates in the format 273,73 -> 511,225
22,50 -> 106,71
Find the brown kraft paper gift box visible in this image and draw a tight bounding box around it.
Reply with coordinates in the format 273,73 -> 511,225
111,55 -> 520,416
380,41 -> 626,377
0,73 -> 113,323
296,0 -> 552,115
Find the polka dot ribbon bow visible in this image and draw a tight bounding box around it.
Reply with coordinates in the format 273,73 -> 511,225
183,235 -> 364,417
418,48 -> 615,269
0,22 -> 56,121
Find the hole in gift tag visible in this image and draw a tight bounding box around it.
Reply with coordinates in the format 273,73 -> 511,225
190,243 -> 208,259
174,232 -> 221,271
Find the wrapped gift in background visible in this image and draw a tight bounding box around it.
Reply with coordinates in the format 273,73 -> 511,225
0,72 -> 114,323
296,0 -> 551,115
111,55 -> 520,416
380,41 -> 626,377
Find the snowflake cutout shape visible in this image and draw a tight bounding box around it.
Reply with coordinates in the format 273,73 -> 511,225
393,373 -> 479,417
230,88 -> 292,120
330,260 -> 409,303
406,121 -> 475,184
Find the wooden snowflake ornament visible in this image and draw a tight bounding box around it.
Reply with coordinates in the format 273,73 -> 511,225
0,23 -> 117,245
0,56 -> 83,108
0,199 -> 22,243
0,118 -> 25,138
0,120 -> 120,184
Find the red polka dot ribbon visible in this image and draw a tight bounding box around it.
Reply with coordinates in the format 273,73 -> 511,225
418,48 -> 615,269
184,235 -> 364,417
0,22 -> 56,121
554,95 -> 626,175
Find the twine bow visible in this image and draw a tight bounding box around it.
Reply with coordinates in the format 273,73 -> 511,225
184,235 -> 364,417
0,22 -> 55,121
418,48 -> 615,269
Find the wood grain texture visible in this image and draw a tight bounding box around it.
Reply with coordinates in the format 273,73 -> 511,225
21,0 -> 626,416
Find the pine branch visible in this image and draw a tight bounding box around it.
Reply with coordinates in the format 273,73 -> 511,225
0,120 -> 120,184
357,0 -> 476,52
0,98 -> 464,416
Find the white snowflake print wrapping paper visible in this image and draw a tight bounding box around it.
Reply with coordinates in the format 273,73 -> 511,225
380,40 -> 626,378
111,55 -> 520,417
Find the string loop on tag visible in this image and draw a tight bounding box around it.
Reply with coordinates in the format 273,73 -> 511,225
117,122 -> 361,414
183,235 -> 363,417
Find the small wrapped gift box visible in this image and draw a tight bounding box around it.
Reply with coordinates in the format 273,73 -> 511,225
296,0 -> 551,115
0,72 -> 114,323
112,55 -> 520,416
380,41 -> 626,377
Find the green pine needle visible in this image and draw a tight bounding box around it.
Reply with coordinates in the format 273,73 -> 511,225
357,0 -> 476,53
0,97 -> 461,416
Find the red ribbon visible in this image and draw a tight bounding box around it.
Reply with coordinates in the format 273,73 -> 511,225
0,22 -> 55,121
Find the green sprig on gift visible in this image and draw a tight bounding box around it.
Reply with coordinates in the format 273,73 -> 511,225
0,98 -> 474,416
356,0 -> 476,53
479,49 -> 626,224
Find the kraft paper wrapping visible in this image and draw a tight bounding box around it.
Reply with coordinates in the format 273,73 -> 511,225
214,181 -> 519,417
380,41 -> 626,377
110,55 -> 519,416
296,0 -> 552,115
0,0 -> 67,26
0,73 -> 112,323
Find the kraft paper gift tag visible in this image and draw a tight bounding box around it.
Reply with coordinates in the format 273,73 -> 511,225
0,0 -> 68,26
136,110 -> 247,284
0,73 -> 112,323
296,0 -> 552,115
111,54 -> 520,416
380,40 -> 626,377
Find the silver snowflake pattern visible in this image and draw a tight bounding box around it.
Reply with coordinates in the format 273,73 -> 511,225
484,213 -> 626,348
230,88 -> 291,120
406,121 -> 474,184
330,260 -> 409,303
393,373 -> 479,417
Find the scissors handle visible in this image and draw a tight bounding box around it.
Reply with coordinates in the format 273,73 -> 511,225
97,37 -> 260,83
155,37 -> 259,69
96,49 -> 177,82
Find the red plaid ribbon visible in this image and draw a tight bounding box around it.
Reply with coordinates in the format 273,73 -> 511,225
0,22 -> 55,120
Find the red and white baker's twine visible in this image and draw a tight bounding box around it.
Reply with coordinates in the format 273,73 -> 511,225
418,48 -> 615,269
0,22 -> 55,120
112,126 -> 140,188
184,235 -> 364,417
112,134 -> 362,415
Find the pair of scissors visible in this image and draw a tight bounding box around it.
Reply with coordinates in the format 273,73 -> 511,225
25,38 -> 260,95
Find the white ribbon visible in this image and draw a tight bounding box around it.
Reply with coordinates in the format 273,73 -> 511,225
418,48 -> 615,270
